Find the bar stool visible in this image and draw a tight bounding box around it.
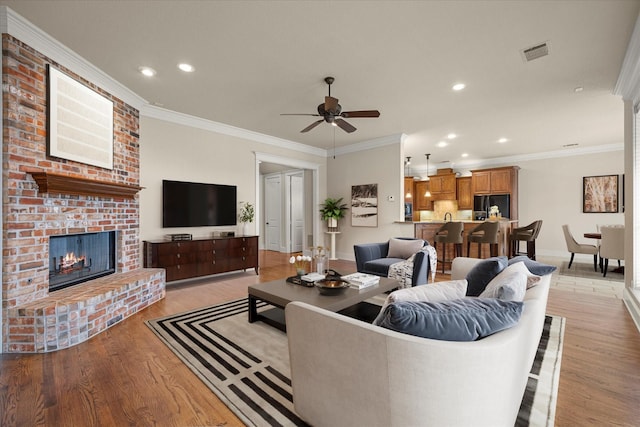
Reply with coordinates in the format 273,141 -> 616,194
433,221 -> 464,273
466,221 -> 500,258
509,220 -> 543,260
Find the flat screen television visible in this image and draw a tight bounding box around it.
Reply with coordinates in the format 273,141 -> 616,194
162,180 -> 237,227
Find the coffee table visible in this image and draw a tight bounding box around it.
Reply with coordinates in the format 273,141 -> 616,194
248,276 -> 399,331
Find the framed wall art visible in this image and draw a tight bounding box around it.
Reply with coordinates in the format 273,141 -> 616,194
583,175 -> 618,213
351,183 -> 378,227
48,65 -> 114,169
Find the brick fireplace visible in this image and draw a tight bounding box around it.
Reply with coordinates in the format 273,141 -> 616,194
2,34 -> 165,352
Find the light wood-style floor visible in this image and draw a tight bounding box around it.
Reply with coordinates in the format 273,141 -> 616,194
1,250 -> 639,426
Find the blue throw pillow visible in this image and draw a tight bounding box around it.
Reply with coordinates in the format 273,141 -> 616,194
377,298 -> 523,341
508,256 -> 557,275
465,256 -> 508,296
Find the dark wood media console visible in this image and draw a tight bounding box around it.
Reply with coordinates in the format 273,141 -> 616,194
143,235 -> 259,282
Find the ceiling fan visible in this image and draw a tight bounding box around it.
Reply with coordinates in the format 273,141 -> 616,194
281,77 -> 380,133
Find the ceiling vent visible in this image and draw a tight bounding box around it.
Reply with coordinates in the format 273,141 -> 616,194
521,42 -> 550,62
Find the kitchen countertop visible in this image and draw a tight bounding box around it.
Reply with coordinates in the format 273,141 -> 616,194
396,219 -> 518,224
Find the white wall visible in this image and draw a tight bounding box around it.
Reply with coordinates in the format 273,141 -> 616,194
139,116 -> 327,250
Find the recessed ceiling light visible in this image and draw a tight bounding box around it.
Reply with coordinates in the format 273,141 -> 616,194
447,133 -> 457,139
452,83 -> 466,91
139,66 -> 156,77
437,141 -> 448,148
178,63 -> 195,72
461,153 -> 469,158
498,138 -> 508,143
574,86 -> 584,93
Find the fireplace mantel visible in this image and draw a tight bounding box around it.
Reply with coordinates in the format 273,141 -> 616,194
27,170 -> 143,199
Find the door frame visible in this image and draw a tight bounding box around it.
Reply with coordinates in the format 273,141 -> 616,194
254,152 -> 321,253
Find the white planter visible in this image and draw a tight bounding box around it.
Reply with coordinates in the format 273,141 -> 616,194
327,218 -> 338,229
242,223 -> 249,235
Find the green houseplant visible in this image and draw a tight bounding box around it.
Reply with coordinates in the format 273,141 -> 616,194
320,197 -> 348,229
239,202 -> 255,235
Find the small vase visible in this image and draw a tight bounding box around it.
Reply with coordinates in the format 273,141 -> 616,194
242,223 -> 249,236
296,268 -> 306,276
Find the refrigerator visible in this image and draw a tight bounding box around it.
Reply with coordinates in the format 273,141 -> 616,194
473,194 -> 510,219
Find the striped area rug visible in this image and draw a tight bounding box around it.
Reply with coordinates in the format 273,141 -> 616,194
146,299 -> 564,427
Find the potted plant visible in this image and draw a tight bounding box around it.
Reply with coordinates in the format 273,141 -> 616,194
320,197 -> 348,230
239,202 -> 255,235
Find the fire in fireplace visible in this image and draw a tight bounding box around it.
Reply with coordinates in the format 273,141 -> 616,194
49,231 -> 116,292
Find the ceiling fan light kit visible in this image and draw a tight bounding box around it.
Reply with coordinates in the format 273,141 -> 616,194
282,76 -> 380,133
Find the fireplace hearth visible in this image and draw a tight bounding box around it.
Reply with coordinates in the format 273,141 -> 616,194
49,231 -> 116,292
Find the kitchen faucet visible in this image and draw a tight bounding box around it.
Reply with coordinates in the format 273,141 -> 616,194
444,212 -> 452,222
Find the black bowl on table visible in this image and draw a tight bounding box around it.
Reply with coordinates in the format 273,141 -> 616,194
314,278 -> 350,296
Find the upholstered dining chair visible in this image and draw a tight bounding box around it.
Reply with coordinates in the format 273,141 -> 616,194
509,220 -> 542,260
466,221 -> 500,258
433,221 -> 464,273
600,225 -> 625,277
562,224 -> 598,271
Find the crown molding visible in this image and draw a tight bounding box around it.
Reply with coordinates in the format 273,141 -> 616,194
332,133 -> 406,157
141,104 -> 327,157
615,13 -> 640,105
443,143 -> 624,171
0,6 -> 145,109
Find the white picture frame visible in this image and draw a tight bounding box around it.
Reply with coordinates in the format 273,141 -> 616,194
48,65 -> 114,169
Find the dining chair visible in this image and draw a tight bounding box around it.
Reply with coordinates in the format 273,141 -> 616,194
562,224 -> 598,271
600,225 -> 625,277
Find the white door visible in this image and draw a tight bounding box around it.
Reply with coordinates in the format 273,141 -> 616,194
264,175 -> 281,251
290,174 -> 304,252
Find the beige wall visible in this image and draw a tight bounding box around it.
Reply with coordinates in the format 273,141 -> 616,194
327,146 -> 624,262
139,116 -> 327,251
140,115 -> 624,264
325,142 -> 414,260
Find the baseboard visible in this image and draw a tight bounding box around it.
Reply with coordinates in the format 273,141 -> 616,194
623,288 -> 640,333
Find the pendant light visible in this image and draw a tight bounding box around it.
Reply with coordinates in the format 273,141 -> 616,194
424,154 -> 432,198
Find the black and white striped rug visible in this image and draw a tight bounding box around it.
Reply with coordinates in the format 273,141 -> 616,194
146,299 -> 564,427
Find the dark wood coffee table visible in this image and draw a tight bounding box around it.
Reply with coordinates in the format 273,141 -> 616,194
248,277 -> 399,331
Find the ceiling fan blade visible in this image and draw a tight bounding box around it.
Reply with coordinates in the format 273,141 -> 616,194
334,118 -> 357,133
301,119 -> 324,133
341,110 -> 380,118
281,113 -> 321,116
325,96 -> 339,112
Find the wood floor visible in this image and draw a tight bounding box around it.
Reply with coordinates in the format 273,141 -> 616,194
1,250 -> 639,426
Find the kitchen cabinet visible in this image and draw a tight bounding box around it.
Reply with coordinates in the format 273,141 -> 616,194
471,166 -> 519,220
456,177 -> 473,210
429,173 -> 457,200
471,166 -> 518,195
414,180 -> 433,211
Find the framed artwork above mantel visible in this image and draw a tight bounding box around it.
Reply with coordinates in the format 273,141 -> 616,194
47,65 -> 114,170
583,175 -> 618,213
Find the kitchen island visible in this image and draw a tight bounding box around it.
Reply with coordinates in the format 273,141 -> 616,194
415,219 -> 517,259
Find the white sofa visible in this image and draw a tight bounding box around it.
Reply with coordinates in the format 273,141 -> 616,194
285,257 -> 551,427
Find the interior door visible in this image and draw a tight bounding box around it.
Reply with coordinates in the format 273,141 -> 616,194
264,175 -> 281,251
290,174 -> 304,252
